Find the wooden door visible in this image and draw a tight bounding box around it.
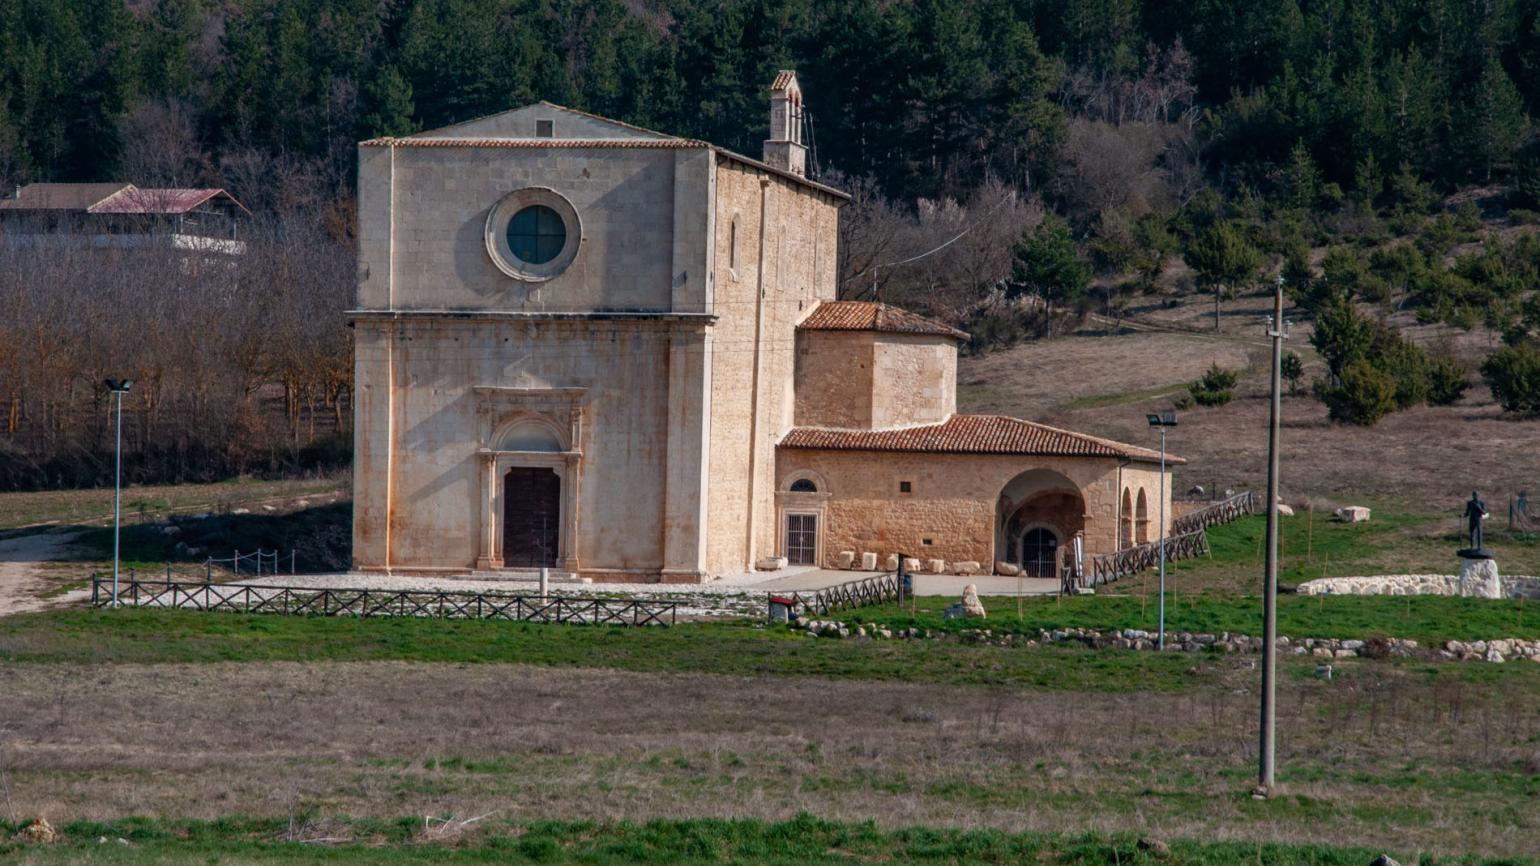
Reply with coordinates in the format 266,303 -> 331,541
503,467 -> 561,567
786,513 -> 817,565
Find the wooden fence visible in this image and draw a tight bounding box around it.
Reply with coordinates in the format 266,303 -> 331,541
1086,529 -> 1210,586
791,573 -> 898,615
90,577 -> 680,626
1173,490 -> 1259,535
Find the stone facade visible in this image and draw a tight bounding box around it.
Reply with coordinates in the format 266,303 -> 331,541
350,75 -> 1178,582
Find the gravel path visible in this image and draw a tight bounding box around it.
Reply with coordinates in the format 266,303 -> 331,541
0,530 -> 89,616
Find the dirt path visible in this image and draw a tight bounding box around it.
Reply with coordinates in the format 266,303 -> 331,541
0,530 -> 88,616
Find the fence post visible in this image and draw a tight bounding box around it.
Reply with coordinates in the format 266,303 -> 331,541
540,567 -> 549,602
291,551 -> 296,575
233,550 -> 239,576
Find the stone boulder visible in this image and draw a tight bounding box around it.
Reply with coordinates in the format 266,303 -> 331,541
757,555 -> 788,571
994,561 -> 1021,577
860,552 -> 878,570
926,558 -> 946,574
1458,556 -> 1501,599
1277,503 -> 1295,517
14,818 -> 56,844
961,583 -> 987,618
1334,506 -> 1371,523
953,560 -> 981,575
903,557 -> 922,573
883,553 -> 899,571
836,550 -> 856,569
1369,856 -> 1402,866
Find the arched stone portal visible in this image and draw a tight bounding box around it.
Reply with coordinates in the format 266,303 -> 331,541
1135,488 -> 1150,544
997,468 -> 1086,571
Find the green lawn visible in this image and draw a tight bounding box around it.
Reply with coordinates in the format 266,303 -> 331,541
1,815 -> 1522,866
850,592 -> 1540,646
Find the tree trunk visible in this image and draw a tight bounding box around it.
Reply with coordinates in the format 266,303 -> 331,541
1214,285 -> 1222,330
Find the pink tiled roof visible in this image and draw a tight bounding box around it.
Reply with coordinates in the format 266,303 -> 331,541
88,187 -> 241,215
0,183 -> 131,211
797,301 -> 969,340
779,414 -> 1181,463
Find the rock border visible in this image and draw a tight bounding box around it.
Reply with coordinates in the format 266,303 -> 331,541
786,618 -> 1540,663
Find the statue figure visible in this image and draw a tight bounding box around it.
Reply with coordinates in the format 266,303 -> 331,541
1464,491 -> 1488,551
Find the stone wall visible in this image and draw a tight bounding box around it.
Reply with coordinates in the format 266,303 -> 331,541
704,160 -> 841,575
1298,574 -> 1540,599
773,449 -> 1135,569
793,330 -> 875,428
870,334 -> 956,428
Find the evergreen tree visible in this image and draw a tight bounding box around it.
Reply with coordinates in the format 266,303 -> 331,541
1184,221 -> 1262,330
362,65 -> 416,138
1463,56 -> 1528,180
1008,215 -> 1090,317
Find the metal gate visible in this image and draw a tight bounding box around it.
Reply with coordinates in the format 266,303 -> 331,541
1021,528 -> 1058,577
786,513 -> 817,565
503,467 -> 560,567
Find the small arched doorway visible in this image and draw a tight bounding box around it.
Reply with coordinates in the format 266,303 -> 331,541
503,467 -> 561,567
1020,528 -> 1060,577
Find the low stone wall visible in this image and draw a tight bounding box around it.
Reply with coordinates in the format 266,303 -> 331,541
787,618 -> 1540,663
1297,574 -> 1540,599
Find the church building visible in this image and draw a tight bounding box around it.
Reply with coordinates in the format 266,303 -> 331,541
350,72 -> 1180,582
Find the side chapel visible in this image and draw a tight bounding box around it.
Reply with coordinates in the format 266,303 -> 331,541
350,72 -> 1180,582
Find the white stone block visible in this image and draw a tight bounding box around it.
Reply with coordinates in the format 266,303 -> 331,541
1458,557 -> 1502,599
995,561 -> 1021,577
836,550 -> 856,569
903,557 -> 922,573
757,556 -> 789,571
926,558 -> 946,574
1334,506 -> 1371,523
954,561 -> 981,576
860,552 -> 878,571
883,553 -> 899,572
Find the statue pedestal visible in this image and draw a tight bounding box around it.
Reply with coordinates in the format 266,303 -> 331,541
1457,554 -> 1502,599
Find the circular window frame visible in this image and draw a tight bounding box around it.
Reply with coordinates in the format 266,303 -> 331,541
484,187 -> 582,282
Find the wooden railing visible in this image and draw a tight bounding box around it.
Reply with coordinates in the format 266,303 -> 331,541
1173,490 -> 1259,536
791,573 -> 898,616
1088,529 -> 1209,585
90,577 -> 680,626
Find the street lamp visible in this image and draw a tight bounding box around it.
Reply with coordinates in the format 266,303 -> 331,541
1146,411 -> 1177,650
104,378 -> 133,608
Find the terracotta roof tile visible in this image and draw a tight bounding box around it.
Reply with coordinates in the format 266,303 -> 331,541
779,414 -> 1181,463
797,301 -> 969,340
771,70 -> 798,92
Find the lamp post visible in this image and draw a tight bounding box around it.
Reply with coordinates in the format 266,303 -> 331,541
1259,276 -> 1290,796
1146,410 -> 1177,650
105,378 -> 133,608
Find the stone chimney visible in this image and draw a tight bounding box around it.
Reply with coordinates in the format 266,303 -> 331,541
763,70 -> 807,177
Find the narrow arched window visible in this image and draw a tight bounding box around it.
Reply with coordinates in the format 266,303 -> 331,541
789,478 -> 817,493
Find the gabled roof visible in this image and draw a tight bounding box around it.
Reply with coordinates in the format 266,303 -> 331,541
0,183 -> 132,211
90,187 -> 247,215
364,102 -> 850,202
771,70 -> 799,92
797,301 -> 969,341
0,183 -> 245,215
779,414 -> 1181,464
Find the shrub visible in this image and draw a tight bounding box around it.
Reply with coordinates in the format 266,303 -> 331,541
1317,361 -> 1397,425
1481,343 -> 1540,415
1426,355 -> 1469,405
1188,363 -> 1239,406
1374,335 -> 1431,409
1281,350 -> 1304,394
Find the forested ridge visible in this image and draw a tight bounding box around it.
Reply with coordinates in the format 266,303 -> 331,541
5,0 -> 1540,490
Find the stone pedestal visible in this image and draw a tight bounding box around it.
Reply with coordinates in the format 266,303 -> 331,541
1458,556 -> 1502,599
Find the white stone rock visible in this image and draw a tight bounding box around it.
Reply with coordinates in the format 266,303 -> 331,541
994,561 -> 1021,577
961,584 -> 987,618
1458,557 -> 1501,599
1334,506 -> 1371,523
836,550 -> 856,569
953,560 -> 981,575
883,553 -> 900,572
860,552 -> 878,570
903,557 -> 922,574
757,556 -> 788,571
926,558 -> 946,574
1277,503 -> 1295,517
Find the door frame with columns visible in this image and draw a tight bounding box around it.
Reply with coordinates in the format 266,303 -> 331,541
473,387 -> 584,573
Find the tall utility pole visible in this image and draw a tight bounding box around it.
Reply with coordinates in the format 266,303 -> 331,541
1259,276 -> 1288,795
1146,411 -> 1178,650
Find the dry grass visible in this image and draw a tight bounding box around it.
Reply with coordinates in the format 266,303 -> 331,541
960,292 -> 1540,504
1,661 -> 1537,859
0,476 -> 348,533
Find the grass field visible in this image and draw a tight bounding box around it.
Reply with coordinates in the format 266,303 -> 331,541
3,815 -> 1527,865
0,475 -> 347,533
